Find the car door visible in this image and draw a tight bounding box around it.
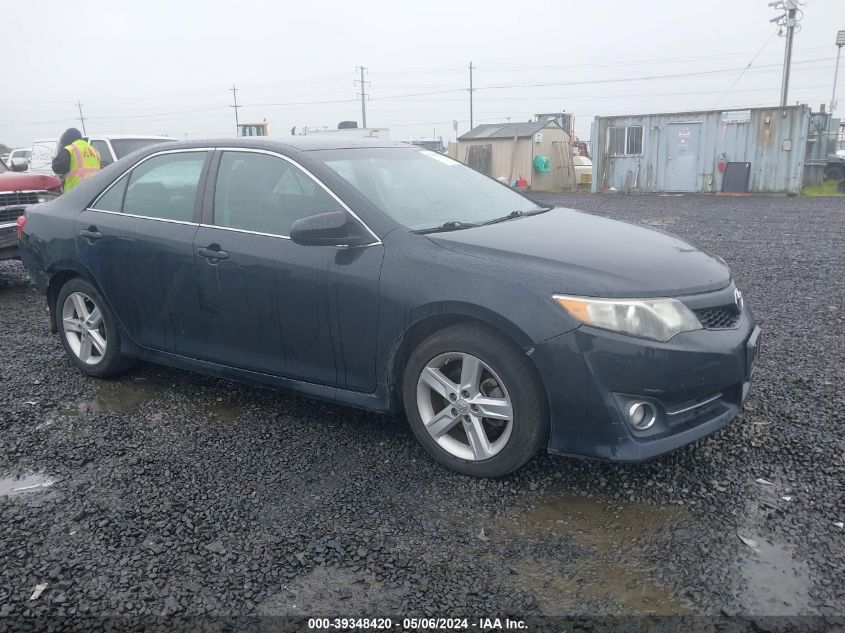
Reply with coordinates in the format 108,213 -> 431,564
193,148 -> 384,391
89,138 -> 115,167
77,149 -> 211,355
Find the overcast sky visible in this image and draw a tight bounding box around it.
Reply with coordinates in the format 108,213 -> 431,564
1,0 -> 843,148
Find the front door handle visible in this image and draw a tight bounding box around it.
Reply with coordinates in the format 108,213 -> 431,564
198,246 -> 229,261
80,227 -> 103,241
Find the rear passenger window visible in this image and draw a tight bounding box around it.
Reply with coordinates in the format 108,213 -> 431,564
123,152 -> 207,222
92,174 -> 128,212
213,151 -> 342,236
90,140 -> 112,167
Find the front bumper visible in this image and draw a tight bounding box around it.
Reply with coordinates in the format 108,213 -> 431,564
532,298 -> 760,462
0,222 -> 18,260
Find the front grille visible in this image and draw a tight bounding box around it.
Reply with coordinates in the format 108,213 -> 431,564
694,306 -> 741,329
0,191 -> 40,208
0,192 -> 43,223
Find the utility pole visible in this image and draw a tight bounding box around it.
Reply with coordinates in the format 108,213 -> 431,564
229,85 -> 241,137
355,66 -> 369,128
468,62 -> 476,130
76,101 -> 87,135
828,30 -> 845,153
769,1 -> 802,107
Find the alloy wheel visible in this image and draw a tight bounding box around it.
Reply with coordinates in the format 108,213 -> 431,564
61,291 -> 107,365
416,352 -> 514,461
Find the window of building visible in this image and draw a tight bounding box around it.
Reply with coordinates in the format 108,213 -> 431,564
607,126 -> 644,156
626,126 -> 643,155
213,151 -> 342,236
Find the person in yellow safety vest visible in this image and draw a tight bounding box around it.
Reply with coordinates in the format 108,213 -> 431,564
51,128 -> 101,192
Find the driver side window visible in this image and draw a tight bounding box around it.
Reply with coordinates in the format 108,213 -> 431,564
213,151 -> 343,236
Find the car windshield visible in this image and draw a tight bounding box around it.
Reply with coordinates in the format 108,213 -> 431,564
110,138 -> 170,159
316,147 -> 543,231
0,159 -> 7,173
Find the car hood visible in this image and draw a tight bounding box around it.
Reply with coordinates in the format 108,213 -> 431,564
0,171 -> 61,192
427,207 -> 731,297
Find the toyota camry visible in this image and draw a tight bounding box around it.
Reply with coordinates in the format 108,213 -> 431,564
18,138 -> 761,477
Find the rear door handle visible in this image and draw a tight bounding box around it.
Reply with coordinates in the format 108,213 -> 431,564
80,227 -> 103,241
198,246 -> 229,261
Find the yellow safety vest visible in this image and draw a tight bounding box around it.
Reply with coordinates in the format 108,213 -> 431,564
64,139 -> 101,191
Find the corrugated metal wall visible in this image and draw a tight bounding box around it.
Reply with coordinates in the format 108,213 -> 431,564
590,105 -> 817,194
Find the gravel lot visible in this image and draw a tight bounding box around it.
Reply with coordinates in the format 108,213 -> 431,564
0,193 -> 843,630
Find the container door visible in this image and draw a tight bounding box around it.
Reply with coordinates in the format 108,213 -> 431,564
664,123 -> 700,192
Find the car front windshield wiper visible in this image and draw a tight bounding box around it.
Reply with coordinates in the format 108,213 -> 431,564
413,220 -> 480,234
480,206 -> 553,226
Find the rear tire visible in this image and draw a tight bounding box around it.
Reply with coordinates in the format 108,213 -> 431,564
402,322 -> 548,477
56,277 -> 134,377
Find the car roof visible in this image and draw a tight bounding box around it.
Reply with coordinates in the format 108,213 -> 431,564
153,136 -> 406,153
91,135 -> 177,140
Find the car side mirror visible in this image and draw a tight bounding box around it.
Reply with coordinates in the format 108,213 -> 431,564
10,158 -> 28,172
289,210 -> 370,247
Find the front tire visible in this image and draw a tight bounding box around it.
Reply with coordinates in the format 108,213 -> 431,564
402,322 -> 548,477
56,277 -> 132,377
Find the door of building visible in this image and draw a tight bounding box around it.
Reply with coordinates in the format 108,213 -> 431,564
664,123 -> 700,192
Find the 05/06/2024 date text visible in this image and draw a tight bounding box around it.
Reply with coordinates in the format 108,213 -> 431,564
307,617 -> 528,630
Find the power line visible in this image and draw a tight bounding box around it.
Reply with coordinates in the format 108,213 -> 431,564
374,45 -> 832,76
0,58 -> 833,129
713,30 -> 780,107
473,58 -> 830,92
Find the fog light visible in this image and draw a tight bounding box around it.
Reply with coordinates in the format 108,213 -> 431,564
627,401 -> 656,430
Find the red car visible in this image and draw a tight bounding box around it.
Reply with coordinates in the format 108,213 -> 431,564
0,159 -> 61,260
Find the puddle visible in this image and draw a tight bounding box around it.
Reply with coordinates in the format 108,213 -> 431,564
738,537 -> 813,614
0,473 -> 55,497
641,216 -> 678,227
208,400 -> 247,423
735,486 -> 814,615
500,495 -> 690,615
259,567 -> 403,616
73,377 -> 167,415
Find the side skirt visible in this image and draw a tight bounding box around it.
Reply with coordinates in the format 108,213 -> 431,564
123,344 -> 393,414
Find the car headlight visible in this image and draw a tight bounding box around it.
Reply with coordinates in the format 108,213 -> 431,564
37,190 -> 61,204
553,294 -> 702,342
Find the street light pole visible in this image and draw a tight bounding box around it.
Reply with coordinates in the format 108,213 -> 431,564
828,30 -> 845,154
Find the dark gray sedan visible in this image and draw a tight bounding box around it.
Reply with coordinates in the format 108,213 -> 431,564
18,138 -> 760,477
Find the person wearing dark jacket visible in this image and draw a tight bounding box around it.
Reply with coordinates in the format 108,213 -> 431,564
52,128 -> 101,191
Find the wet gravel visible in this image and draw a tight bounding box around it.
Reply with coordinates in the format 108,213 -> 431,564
0,193 -> 843,630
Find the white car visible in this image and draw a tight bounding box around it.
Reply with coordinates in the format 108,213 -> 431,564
86,135 -> 177,167
29,139 -> 58,175
27,135 -> 177,175
5,148 -> 31,170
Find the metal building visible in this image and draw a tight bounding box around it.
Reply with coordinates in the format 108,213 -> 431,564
590,105 -> 833,194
